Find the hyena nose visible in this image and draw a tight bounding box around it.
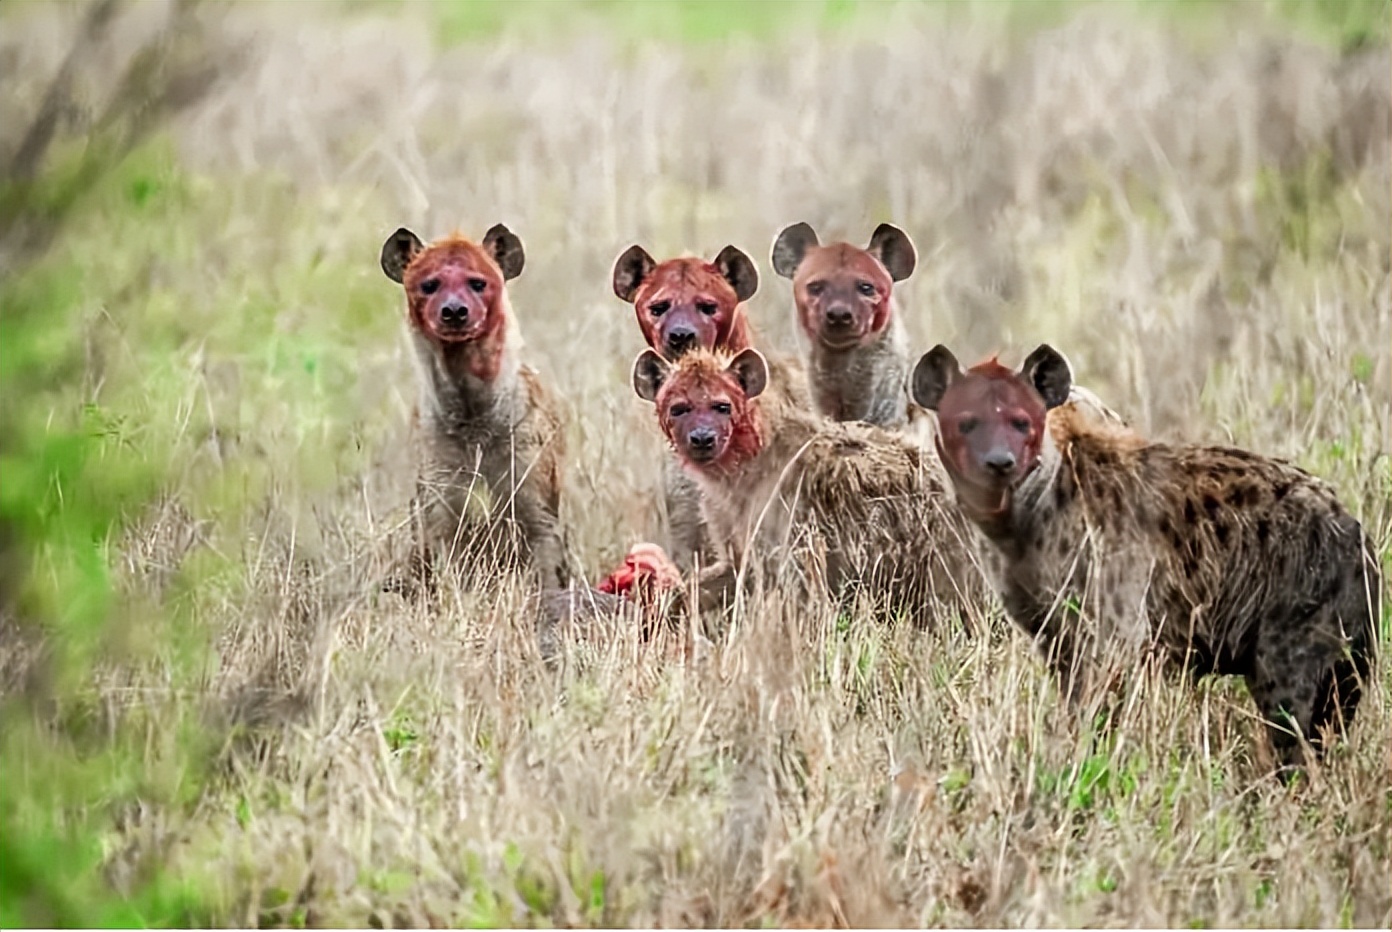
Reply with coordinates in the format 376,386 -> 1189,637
688,427 -> 716,451
983,450 -> 1016,476
439,301 -> 468,326
666,327 -> 697,354
824,305 -> 854,328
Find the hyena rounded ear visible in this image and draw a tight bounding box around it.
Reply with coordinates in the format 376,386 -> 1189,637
910,345 -> 961,411
612,245 -> 657,303
632,349 -> 671,403
713,245 -> 758,303
725,348 -> 769,400
867,223 -> 916,282
482,223 -> 526,280
1019,344 -> 1073,410
380,227 -> 424,284
770,222 -> 819,279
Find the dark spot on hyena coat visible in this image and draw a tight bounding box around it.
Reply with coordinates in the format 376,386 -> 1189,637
1182,550 -> 1202,578
1226,484 -> 1255,508
1256,518 -> 1270,543
1159,517 -> 1177,544
1055,481 -> 1074,509
1184,499 -> 1199,525
1306,521 -> 1326,557
1202,494 -> 1222,519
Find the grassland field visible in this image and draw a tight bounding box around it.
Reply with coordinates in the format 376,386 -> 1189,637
1,0 -> 1390,927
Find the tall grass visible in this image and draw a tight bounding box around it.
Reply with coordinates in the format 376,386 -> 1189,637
1,0 -> 1388,926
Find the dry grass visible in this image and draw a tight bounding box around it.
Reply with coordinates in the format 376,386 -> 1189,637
2,0 -> 1389,926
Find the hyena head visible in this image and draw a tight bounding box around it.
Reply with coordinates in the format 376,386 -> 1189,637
612,245 -> 759,359
632,347 -> 769,474
380,224 -> 524,348
771,222 -> 916,350
912,344 -> 1072,514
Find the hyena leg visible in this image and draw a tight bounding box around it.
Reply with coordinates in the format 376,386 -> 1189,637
1307,573 -> 1377,755
511,491 -> 568,588
1021,598 -> 1091,709
380,493 -> 440,599
1246,621 -> 1328,774
526,506 -> 568,587
695,561 -> 739,615
662,461 -> 709,573
1045,645 -> 1121,715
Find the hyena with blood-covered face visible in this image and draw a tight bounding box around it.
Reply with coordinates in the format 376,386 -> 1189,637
612,244 -> 809,571
912,343 -> 1380,773
771,222 -> 933,441
381,225 -> 567,589
772,221 -> 1126,441
632,346 -> 981,624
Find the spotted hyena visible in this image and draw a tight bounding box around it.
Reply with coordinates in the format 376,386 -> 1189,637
380,224 -> 567,588
770,222 -> 931,440
912,343 -> 1381,772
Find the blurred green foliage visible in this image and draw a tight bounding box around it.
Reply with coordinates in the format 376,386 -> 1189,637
0,133 -> 396,928
381,0 -> 1389,49
0,149 -> 216,924
1268,0 -> 1390,50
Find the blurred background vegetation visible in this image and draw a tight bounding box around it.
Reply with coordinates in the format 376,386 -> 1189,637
1,0 -> 1388,926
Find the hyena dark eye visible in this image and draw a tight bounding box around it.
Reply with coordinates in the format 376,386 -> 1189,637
857,281 -> 876,297
1010,417 -> 1031,434
420,278 -> 441,295
669,403 -> 691,418
468,278 -> 488,293
696,301 -> 718,317
959,417 -> 979,435
649,300 -> 671,317
806,281 -> 826,297
711,402 -> 732,415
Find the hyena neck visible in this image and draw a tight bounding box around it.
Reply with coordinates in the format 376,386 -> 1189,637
968,431 -> 1067,560
807,311 -> 910,427
413,330 -> 523,430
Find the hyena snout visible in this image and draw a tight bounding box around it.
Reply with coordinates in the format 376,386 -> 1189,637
686,426 -> 718,457
983,449 -> 1016,477
824,303 -> 855,329
439,300 -> 469,327
665,325 -> 698,356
